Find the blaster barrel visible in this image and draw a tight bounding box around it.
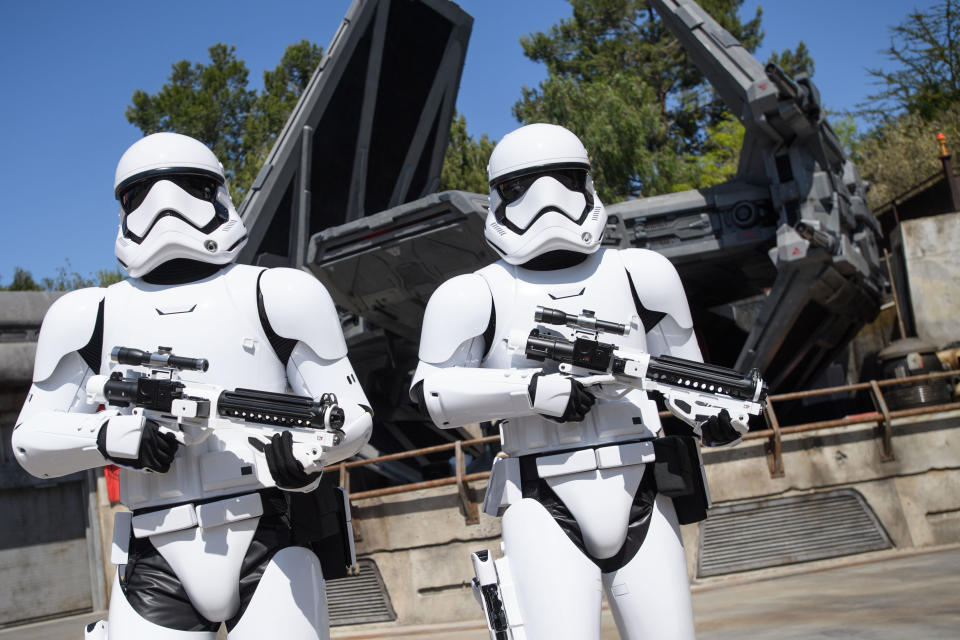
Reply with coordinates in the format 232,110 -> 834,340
644,355 -> 767,403
112,346 -> 209,372
217,388 -> 345,430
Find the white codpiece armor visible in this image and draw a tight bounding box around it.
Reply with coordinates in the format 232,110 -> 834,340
13,134 -> 371,640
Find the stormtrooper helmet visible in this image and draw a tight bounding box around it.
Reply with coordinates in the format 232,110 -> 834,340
113,132 -> 247,277
485,123 -> 607,265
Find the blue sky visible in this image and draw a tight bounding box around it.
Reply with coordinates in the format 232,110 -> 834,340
0,0 -> 936,284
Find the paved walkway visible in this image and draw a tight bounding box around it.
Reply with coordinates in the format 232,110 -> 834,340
692,547 -> 960,639
4,547 -> 958,639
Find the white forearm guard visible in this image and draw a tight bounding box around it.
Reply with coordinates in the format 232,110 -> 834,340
12,410 -> 118,478
421,367 -> 543,429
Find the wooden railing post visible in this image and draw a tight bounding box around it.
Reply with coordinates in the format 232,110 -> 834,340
455,440 -> 479,525
339,462 -> 350,495
763,399 -> 785,478
869,380 -> 896,461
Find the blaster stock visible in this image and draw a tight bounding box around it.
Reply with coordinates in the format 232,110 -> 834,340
86,346 -> 346,473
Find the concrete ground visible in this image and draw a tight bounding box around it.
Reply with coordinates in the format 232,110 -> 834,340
4,547 -> 958,639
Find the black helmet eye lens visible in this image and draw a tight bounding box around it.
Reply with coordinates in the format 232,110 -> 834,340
494,166 -> 589,206
498,175 -> 536,204
176,175 -> 220,202
119,181 -> 152,214
552,168 -> 587,191
118,172 -> 222,214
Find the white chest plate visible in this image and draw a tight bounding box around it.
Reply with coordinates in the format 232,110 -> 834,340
101,264 -> 288,509
479,249 -> 662,456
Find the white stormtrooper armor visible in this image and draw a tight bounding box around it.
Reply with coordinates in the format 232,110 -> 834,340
412,124 -> 720,639
12,133 -> 372,639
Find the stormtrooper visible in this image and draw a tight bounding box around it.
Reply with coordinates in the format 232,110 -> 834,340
12,132 -> 373,639
411,124 -> 746,639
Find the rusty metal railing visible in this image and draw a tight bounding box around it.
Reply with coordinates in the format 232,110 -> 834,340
328,370 -> 960,520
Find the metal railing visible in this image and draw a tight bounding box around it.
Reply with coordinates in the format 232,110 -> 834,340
328,370 -> 960,520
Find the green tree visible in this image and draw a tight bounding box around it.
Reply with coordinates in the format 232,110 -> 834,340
127,41 -> 323,203
1,263 -> 126,291
854,105 -> 960,208
766,41 -> 815,79
127,44 -> 255,197
236,40 -> 324,197
513,0 -> 764,200
439,112 -> 497,193
865,0 -> 960,121
515,73 -> 677,201
676,113 -> 744,191
2,267 -> 44,291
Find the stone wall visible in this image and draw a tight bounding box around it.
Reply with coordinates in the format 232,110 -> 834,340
334,409 -> 960,634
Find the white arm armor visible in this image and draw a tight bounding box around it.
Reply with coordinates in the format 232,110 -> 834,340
622,249 -> 744,435
411,274 -> 569,429
12,288 -> 113,478
622,249 -> 702,361
260,268 -> 373,474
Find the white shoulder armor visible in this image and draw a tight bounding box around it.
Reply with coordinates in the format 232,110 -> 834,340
259,267 -> 347,361
418,273 -> 493,364
620,248 -> 692,330
33,287 -> 105,382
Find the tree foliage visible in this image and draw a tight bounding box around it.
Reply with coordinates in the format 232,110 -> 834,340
236,40 -> 324,195
1,263 -> 125,291
865,0 -> 960,121
127,41 -> 323,203
127,44 -> 255,196
855,105 -> 960,208
851,1 -> 960,208
439,112 -> 496,193
513,0 -> 764,201
675,113 -> 744,191
766,41 -> 815,79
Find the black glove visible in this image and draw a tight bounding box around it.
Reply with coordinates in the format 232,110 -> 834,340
97,419 -> 179,473
529,374 -> 596,423
699,409 -> 743,447
264,430 -> 321,490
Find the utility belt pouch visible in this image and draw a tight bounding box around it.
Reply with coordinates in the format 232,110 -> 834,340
652,435 -> 709,525
289,482 -> 355,580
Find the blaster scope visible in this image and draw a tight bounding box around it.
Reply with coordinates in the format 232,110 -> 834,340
112,346 -> 209,372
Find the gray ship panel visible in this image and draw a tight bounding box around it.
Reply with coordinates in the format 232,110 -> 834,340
239,0 -> 473,268
308,191 -> 496,341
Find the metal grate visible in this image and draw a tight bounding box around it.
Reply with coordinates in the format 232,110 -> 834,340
327,558 -> 396,626
697,489 -> 892,578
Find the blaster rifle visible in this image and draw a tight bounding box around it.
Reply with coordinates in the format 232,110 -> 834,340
86,346 -> 346,473
523,307 -> 767,431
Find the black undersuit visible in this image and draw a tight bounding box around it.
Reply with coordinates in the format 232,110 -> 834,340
518,452 -> 659,574
119,489 -> 295,632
